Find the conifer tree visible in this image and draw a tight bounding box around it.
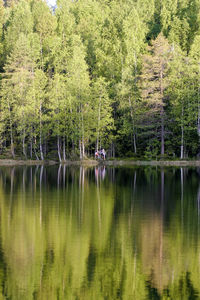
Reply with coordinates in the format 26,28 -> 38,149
141,33 -> 172,156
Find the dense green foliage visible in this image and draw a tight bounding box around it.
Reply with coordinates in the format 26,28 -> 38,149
0,0 -> 200,160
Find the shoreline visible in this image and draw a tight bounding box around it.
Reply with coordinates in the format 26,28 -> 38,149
103,160 -> 200,167
0,159 -> 200,167
0,159 -> 57,166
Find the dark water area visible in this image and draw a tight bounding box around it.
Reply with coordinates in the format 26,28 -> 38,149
0,165 -> 200,299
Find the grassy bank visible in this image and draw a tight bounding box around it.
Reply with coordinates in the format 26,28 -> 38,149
0,159 -> 98,166
0,159 -> 57,166
103,160 -> 200,167
0,159 -> 200,167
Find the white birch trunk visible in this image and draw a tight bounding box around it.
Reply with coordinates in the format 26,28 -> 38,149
30,137 -> 33,159
96,96 -> 101,151
128,96 -> 137,154
34,136 -> 39,160
63,137 -> 66,161
8,102 -> 15,158
39,104 -> 44,160
79,139 -> 82,160
81,110 -> 85,158
22,126 -> 27,159
57,136 -> 62,163
181,105 -> 184,159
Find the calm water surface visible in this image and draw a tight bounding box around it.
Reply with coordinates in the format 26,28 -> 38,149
0,165 -> 200,299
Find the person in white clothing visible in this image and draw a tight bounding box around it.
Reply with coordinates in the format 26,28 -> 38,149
101,149 -> 106,160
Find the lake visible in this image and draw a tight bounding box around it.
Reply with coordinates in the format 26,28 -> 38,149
0,165 -> 199,299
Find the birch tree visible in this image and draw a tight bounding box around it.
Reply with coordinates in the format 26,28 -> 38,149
91,77 -> 113,151
1,33 -> 35,158
117,8 -> 146,154
167,47 -> 198,158
67,35 -> 91,159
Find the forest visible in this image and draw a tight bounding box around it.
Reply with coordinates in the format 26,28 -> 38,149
0,0 -> 200,161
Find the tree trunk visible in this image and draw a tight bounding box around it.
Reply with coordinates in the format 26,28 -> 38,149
181,105 -> 184,159
8,102 -> 15,158
22,134 -> 27,159
40,137 -> 44,160
160,70 -> 164,156
30,138 -> 33,159
39,104 -> 44,160
181,127 -> 184,159
82,136 -> 85,158
96,97 -> 101,151
34,136 -> 39,160
40,36 -> 44,70
22,129 -> 27,159
161,108 -> 165,156
63,137 -> 66,161
10,127 -> 15,158
111,142 -> 115,158
81,110 -> 85,158
128,96 -> 137,154
57,136 -> 62,163
96,140 -> 99,153
79,139 -> 82,160
44,138 -> 47,157
133,134 -> 137,155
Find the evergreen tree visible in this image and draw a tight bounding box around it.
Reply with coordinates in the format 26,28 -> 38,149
141,33 -> 172,157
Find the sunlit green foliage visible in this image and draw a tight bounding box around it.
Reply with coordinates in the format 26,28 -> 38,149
0,0 -> 200,159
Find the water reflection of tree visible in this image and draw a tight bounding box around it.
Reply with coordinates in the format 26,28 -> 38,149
0,167 -> 199,299
146,271 -> 199,300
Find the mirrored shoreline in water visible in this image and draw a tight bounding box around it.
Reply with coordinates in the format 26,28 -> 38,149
0,165 -> 199,299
